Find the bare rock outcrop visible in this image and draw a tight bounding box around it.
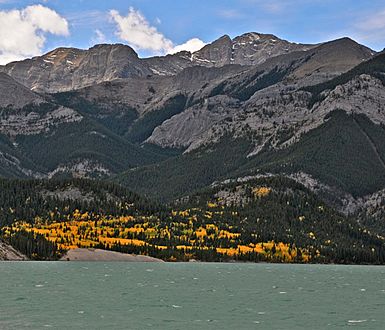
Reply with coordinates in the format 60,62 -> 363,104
0,241 -> 28,261
60,248 -> 164,262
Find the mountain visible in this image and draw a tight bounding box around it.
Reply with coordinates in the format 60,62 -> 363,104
113,38 -> 384,214
0,31 -> 384,244
192,33 -> 314,67
0,72 -> 167,178
117,46 -> 385,204
0,44 -> 150,93
144,38 -> 375,152
46,37 -> 373,155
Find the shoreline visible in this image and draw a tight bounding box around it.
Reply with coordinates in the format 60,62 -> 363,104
2,242 -> 383,266
2,259 -> 384,267
59,248 -> 164,262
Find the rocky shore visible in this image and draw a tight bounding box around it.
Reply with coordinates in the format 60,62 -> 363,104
60,248 -> 164,262
0,241 -> 28,261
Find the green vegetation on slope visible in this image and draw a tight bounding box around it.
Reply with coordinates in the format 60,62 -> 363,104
210,66 -> 289,101
1,177 -> 384,264
53,91 -> 138,136
14,116 -> 169,175
243,110 -> 385,197
181,176 -> 385,263
0,133 -> 41,177
116,111 -> 385,201
0,178 -> 163,227
116,136 -> 253,201
125,94 -> 187,143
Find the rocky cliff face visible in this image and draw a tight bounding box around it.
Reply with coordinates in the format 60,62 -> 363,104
0,73 -> 82,137
0,68 -> 159,179
0,32 -> 317,93
144,38 -> 375,152
192,33 -> 315,67
1,44 -> 151,93
231,33 -> 311,66
289,38 -> 375,83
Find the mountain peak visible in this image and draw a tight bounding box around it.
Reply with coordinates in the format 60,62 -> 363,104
217,34 -> 232,41
325,37 -> 365,47
189,31 -> 314,67
316,36 -> 375,57
234,32 -> 280,41
192,35 -> 233,66
0,42 -> 147,92
89,43 -> 137,53
289,36 -> 375,82
230,31 -> 314,66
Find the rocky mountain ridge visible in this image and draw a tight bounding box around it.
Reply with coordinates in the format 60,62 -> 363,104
145,38 -> 376,152
0,32 -> 315,93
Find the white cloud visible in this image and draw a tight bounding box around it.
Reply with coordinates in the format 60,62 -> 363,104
110,7 -> 173,53
109,8 -> 205,55
0,5 -> 69,65
23,4 -> 68,35
168,38 -> 206,54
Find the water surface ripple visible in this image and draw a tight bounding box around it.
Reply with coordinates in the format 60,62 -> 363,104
0,263 -> 384,329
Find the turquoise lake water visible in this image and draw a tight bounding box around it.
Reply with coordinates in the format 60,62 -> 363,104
0,262 -> 384,329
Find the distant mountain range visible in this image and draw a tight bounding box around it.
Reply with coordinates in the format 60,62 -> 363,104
1,33 -> 315,92
0,31 -> 384,227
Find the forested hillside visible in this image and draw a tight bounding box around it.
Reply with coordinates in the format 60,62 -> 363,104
1,178 -> 384,263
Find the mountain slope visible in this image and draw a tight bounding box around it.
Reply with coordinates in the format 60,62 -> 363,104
144,38 -> 375,152
0,178 -> 161,227
0,72 -> 169,178
305,51 -> 385,104
116,111 -> 385,202
178,176 -> 385,263
116,136 -> 253,201
1,177 -> 384,263
0,73 -> 43,108
243,111 -> 385,197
